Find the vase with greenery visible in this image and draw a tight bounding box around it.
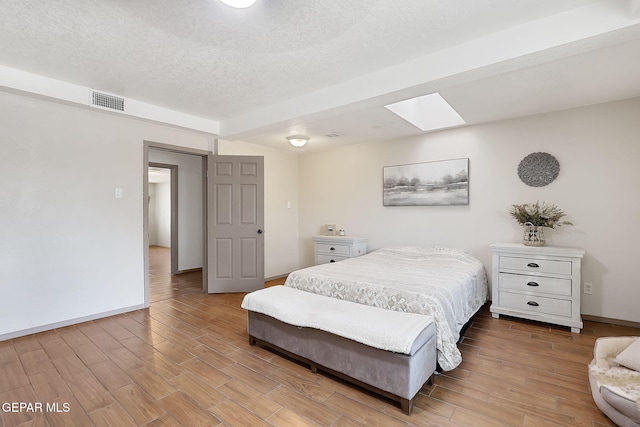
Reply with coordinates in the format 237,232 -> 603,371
509,201 -> 572,246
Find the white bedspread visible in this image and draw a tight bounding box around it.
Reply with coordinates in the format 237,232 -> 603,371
284,246 -> 489,371
241,285 -> 434,354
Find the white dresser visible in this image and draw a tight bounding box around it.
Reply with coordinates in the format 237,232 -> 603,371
489,243 -> 585,333
313,235 -> 367,265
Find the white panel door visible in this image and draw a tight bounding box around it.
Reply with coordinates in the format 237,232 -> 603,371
208,155 -> 264,293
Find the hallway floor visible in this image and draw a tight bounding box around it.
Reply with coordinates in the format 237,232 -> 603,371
148,246 -> 203,303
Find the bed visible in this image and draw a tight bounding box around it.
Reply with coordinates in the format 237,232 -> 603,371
283,246 -> 489,370
241,246 -> 488,412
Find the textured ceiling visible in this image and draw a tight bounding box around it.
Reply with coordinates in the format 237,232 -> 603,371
1,0 -> 639,151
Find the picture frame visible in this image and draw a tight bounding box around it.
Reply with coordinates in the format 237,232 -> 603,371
383,158 -> 469,206
324,224 -> 337,236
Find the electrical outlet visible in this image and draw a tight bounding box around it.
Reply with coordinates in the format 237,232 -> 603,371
583,282 -> 593,295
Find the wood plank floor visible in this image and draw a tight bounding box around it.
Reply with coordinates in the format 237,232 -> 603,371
1,246 -> 638,426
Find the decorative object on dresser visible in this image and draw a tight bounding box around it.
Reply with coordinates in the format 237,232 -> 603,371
509,201 -> 572,246
383,158 -> 469,206
313,235 -> 367,265
517,152 -> 560,187
323,224 -> 336,236
490,243 -> 585,333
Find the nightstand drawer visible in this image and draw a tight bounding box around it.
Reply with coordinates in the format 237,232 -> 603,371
499,273 -> 572,297
500,256 -> 571,275
313,236 -> 367,266
316,243 -> 351,256
499,291 -> 572,317
317,254 -> 349,264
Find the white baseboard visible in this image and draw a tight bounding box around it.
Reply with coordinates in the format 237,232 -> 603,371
0,303 -> 147,342
265,273 -> 289,282
582,314 -> 640,330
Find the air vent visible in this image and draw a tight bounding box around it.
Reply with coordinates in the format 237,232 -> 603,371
90,90 -> 125,112
325,133 -> 342,138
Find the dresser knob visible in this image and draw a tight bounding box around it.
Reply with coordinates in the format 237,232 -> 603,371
330,259 -> 336,263
527,262 -> 539,268
330,247 -> 335,251
526,282 -> 539,287
527,301 -> 539,307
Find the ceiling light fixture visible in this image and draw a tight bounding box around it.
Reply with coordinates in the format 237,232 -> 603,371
220,0 -> 257,8
287,135 -> 309,148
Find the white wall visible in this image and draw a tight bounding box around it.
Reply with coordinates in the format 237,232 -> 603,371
149,181 -> 171,247
0,90 -> 301,339
148,150 -> 203,271
0,90 -> 212,339
218,140 -> 300,279
148,183 -> 158,245
298,97 -> 640,324
4,83 -> 635,338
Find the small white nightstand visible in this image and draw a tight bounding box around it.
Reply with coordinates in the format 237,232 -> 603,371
312,235 -> 367,265
490,243 -> 585,333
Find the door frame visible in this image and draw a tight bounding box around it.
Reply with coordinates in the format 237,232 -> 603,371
143,141 -> 210,307
148,162 -> 179,274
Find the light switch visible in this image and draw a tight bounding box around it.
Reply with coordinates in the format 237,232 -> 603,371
287,201 -> 291,209
115,188 -> 123,199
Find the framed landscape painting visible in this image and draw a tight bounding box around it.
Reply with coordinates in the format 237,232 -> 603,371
383,158 -> 469,206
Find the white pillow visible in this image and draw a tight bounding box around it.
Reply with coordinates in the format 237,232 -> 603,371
614,338 -> 640,372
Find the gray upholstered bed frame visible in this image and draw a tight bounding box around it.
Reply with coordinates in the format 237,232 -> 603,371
247,311 -> 437,414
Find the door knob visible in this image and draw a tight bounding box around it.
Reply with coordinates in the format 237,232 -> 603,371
257,229 -> 263,234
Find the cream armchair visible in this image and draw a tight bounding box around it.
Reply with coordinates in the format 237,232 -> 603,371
589,336 -> 640,427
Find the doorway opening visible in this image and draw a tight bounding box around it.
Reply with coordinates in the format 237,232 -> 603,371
143,141 -> 265,305
148,164 -> 178,274
143,142 -> 209,307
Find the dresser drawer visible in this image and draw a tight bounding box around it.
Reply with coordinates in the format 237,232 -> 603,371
499,291 -> 572,317
313,236 -> 367,266
490,243 -> 584,333
316,243 -> 351,256
499,256 -> 571,275
317,254 -> 349,265
499,273 -> 572,297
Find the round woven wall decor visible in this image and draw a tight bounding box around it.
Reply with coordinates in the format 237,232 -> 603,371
517,152 -> 560,187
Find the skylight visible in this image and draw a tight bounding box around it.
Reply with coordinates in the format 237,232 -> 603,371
384,93 -> 465,132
